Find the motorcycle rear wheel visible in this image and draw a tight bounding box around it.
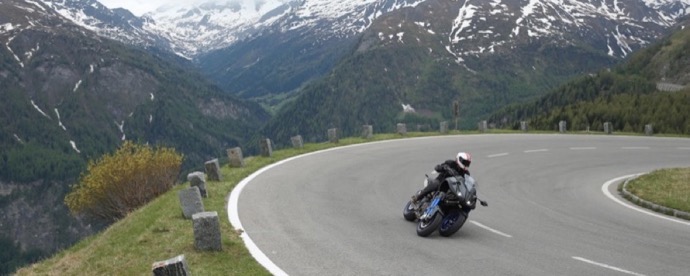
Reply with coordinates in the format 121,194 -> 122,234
439,208 -> 468,237
416,213 -> 442,237
403,200 -> 417,221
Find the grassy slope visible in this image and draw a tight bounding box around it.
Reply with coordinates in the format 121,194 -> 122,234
15,131 -> 689,275
15,132 -> 477,275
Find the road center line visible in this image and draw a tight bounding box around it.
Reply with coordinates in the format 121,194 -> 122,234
570,147 -> 596,150
488,152 -> 509,158
524,149 -> 548,153
621,147 -> 650,150
470,221 -> 512,238
601,174 -> 690,226
572,257 -> 646,276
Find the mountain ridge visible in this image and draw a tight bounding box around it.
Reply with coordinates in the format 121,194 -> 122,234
486,18 -> 690,133
1,0 -> 269,265
260,0 -> 690,144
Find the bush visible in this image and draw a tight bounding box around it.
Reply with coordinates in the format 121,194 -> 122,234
64,141 -> 183,222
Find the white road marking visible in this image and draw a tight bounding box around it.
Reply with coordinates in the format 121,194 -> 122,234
229,156 -> 312,276
570,147 -> 596,150
470,221 -> 512,238
621,147 -> 650,150
601,174 -> 690,226
228,137 -> 483,276
572,256 -> 646,276
524,149 -> 548,153
227,139 -> 436,276
488,152 -> 509,158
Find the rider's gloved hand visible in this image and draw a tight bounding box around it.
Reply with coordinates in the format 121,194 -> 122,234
434,164 -> 444,172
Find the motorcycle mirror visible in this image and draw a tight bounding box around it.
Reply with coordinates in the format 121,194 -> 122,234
480,200 -> 488,207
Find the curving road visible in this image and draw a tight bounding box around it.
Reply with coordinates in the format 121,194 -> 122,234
229,134 -> 690,276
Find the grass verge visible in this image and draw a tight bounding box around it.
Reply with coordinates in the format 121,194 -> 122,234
15,132 -> 465,276
625,168 -> 690,213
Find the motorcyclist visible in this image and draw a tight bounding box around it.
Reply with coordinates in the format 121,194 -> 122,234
411,152 -> 472,204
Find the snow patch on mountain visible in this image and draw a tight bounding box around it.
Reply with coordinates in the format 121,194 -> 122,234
446,0 -> 690,60
140,0 -> 426,56
142,0 -> 288,56
32,0 -> 690,60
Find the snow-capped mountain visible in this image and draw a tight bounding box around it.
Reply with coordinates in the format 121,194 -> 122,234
40,0 -> 690,59
37,0 -> 428,57
143,0 -> 427,57
141,0 -> 289,57
442,0 -> 690,61
37,0 -> 172,52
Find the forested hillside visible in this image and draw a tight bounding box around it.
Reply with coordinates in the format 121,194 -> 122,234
488,20 -> 690,134
0,0 -> 269,269
260,0 -> 617,145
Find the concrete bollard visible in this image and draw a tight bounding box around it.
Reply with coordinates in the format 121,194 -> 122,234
291,135 -> 304,148
178,186 -> 204,219
645,124 -> 653,136
152,254 -> 191,276
397,123 -> 407,135
328,128 -> 338,143
559,121 -> 567,133
440,121 -> 448,134
204,159 -> 221,181
520,121 -> 528,132
362,125 -> 373,139
478,120 -> 488,133
227,147 -> 245,168
604,122 -> 613,134
260,138 -> 273,157
187,172 -> 207,198
192,211 -> 222,251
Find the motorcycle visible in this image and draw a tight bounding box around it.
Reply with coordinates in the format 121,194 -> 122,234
403,170 -> 487,237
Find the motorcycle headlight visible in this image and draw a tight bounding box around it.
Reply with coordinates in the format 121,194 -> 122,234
457,191 -> 462,197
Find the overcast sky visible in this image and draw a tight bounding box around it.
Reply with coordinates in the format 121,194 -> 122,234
98,0 -> 189,16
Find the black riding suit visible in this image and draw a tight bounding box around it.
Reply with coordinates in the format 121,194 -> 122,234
414,160 -> 470,201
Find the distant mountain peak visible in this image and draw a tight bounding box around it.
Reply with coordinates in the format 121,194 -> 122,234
34,0 -> 690,59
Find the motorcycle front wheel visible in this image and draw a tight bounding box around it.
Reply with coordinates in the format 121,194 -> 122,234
403,200 -> 417,221
416,213 -> 442,237
438,208 -> 468,237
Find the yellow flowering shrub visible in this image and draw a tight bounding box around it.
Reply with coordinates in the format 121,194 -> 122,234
65,141 -> 183,221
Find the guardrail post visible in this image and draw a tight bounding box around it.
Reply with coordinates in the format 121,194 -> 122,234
645,124 -> 654,136
328,128 -> 339,143
227,147 -> 245,168
291,135 -> 304,148
192,211 -> 222,251
260,138 -> 273,157
397,123 -> 407,135
478,120 -> 487,133
559,121 -> 567,133
440,121 -> 448,134
362,125 -> 373,139
152,254 -> 191,276
604,122 -> 613,134
204,159 -> 221,181
178,186 -> 204,219
187,172 -> 207,198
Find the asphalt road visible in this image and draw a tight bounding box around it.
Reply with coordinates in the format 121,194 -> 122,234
229,134 -> 690,276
